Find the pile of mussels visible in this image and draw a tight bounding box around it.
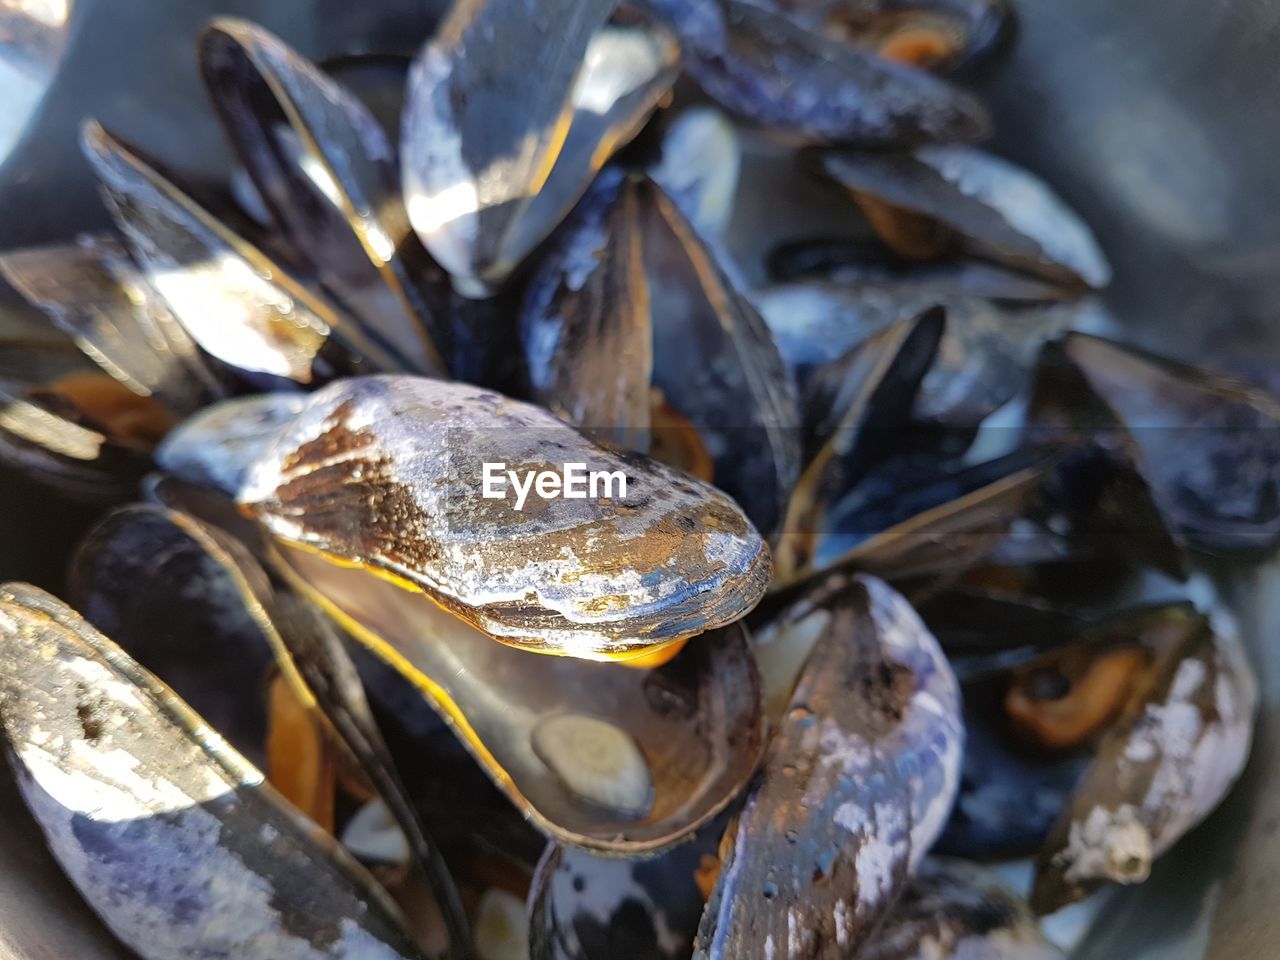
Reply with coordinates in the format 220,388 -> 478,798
0,0 -> 1274,957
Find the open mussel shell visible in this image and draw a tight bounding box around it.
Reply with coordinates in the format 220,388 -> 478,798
754,281 -> 1079,426
775,307 -> 943,583
0,233 -> 225,418
523,172 -> 800,537
241,375 -> 770,658
68,503 -> 472,956
1023,343 -> 1190,579
862,858 -> 1063,960
815,145 -> 1111,289
642,178 -> 799,536
1051,332 -> 1280,552
0,583 -> 427,960
200,18 -> 450,379
807,449 -> 1048,591
401,0 -> 677,296
521,170 -> 655,452
1032,605 -> 1257,913
644,0 -> 990,146
698,574 -> 962,958
776,0 -> 1017,73
0,340 -> 160,501
271,542 -> 765,854
80,121 -> 386,384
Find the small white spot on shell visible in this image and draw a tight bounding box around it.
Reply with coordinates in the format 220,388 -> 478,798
532,713 -> 652,815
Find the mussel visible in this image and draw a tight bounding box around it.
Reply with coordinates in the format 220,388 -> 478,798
521,171 -> 800,537
814,145 -> 1111,291
241,375 -> 770,659
1033,333 -> 1280,552
401,0 -> 678,296
0,583 -> 429,960
271,543 -> 764,854
642,0 -> 991,145
80,120 -> 374,384
0,233 -> 225,418
1032,605 -> 1256,912
200,18 -> 450,378
697,574 -> 962,958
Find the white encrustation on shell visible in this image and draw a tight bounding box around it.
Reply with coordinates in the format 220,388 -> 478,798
694,574 -> 963,959
1033,604 -> 1257,911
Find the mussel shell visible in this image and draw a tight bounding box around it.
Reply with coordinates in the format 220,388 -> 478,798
155,393 -> 308,496
0,583 -> 426,960
200,19 -> 450,379
1024,342 -> 1190,579
506,12 -> 681,279
644,181 -> 800,537
1057,333 -> 1280,551
0,234 -> 224,416
696,575 -> 962,958
401,0 -> 676,295
67,504 -> 281,769
523,173 -> 800,537
529,830 -> 718,959
241,375 -> 770,657
274,543 -> 764,854
775,308 -> 943,583
862,857 -> 1064,960
80,120 -> 357,384
755,281 -> 1079,426
521,170 -> 655,452
0,341 -> 154,501
764,238 -> 1073,301
1032,606 -> 1257,912
811,449 -> 1048,589
644,0 -> 991,145
815,146 -> 1111,289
